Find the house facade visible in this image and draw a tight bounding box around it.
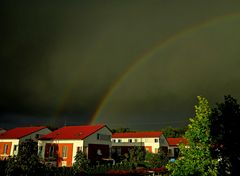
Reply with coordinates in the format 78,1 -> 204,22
167,137 -> 188,158
38,124 -> 112,167
111,132 -> 168,160
0,126 -> 51,160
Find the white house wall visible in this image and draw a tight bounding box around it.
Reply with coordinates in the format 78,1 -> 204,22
84,126 -> 112,147
20,128 -> 52,142
0,139 -> 19,156
38,139 -> 84,164
112,135 -> 169,153
112,137 -> 160,153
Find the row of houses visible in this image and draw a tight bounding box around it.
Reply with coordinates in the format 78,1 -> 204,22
0,124 -> 187,167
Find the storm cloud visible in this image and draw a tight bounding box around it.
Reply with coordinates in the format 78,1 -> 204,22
1,0 -> 240,130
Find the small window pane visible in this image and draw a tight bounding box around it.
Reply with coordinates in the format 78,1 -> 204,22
3,144 -> 8,154
49,146 -> 55,157
62,146 -> 68,158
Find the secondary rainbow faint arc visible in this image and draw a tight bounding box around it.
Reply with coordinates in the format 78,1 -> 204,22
90,12 -> 240,125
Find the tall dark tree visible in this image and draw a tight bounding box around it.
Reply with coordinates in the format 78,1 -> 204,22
210,95 -> 240,175
5,139 -> 45,176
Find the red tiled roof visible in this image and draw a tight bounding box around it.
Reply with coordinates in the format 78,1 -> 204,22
112,131 -> 163,138
0,126 -> 47,139
167,138 -> 188,146
39,124 -> 106,140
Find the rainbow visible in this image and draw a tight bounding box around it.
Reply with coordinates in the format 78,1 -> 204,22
90,12 -> 240,125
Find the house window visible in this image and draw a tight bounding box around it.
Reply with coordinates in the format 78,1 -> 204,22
117,148 -> 121,155
49,145 -> 55,157
113,139 -> 116,143
129,139 -> 132,143
118,139 -> 122,143
77,147 -> 82,152
38,146 -> 43,156
13,145 -> 18,155
155,139 -> 159,143
62,146 -> 68,158
3,144 -> 8,154
134,139 -> 138,142
35,134 -> 42,139
97,133 -> 111,141
13,145 -> 18,151
168,149 -> 172,155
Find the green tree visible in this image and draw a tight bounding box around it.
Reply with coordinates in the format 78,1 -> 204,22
73,150 -> 90,174
161,126 -> 187,138
145,149 -> 168,168
123,146 -> 145,167
210,95 -> 240,175
5,139 -> 45,176
166,96 -> 218,176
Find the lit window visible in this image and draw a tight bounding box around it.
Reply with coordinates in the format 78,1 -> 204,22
3,144 -> 8,154
62,146 -> 68,158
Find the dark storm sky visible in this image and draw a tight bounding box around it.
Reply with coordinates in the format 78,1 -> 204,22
1,1 -> 240,130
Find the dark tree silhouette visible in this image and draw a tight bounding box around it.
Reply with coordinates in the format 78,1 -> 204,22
5,139 -> 45,176
210,95 -> 240,176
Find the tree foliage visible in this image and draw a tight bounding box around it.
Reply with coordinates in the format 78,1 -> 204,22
123,146 -> 145,167
145,149 -> 168,168
210,95 -> 240,175
72,150 -> 90,174
5,139 -> 45,176
167,96 -> 218,176
161,126 -> 187,138
111,128 -> 133,133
